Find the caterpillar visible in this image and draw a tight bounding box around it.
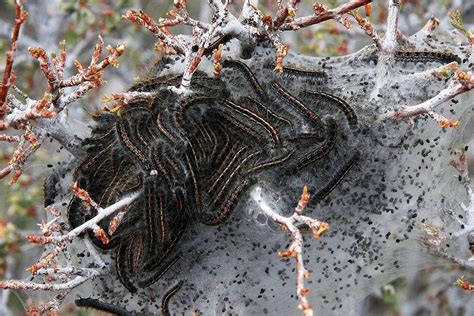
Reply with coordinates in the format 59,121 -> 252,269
68,57 -> 360,304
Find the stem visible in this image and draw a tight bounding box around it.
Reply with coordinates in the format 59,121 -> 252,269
281,0 -> 372,31
0,0 -> 28,118
65,192 -> 140,241
370,0 -> 401,99
384,0 -> 401,54
383,81 -> 468,120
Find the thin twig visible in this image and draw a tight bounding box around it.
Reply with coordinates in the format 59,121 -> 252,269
0,0 -> 28,119
280,0 -> 372,31
251,186 -> 328,316
382,70 -> 473,128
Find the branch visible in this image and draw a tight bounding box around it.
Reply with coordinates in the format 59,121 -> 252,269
350,5 -> 383,50
0,186 -> 139,313
0,0 -> 28,119
0,274 -> 101,291
383,0 -> 401,54
251,186 -> 329,316
382,70 -> 473,128
102,91 -> 158,114
123,9 -> 187,55
0,36 -> 126,183
370,0 -> 402,99
272,0 -> 301,30
419,221 -> 474,271
280,0 -> 372,31
405,61 -> 458,82
124,0 -> 372,93
27,188 -> 140,245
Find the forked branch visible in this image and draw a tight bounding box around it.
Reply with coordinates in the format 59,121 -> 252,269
0,184 -> 139,314
251,186 -> 329,316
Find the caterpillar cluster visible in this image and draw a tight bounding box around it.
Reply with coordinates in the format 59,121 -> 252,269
66,59 -> 361,300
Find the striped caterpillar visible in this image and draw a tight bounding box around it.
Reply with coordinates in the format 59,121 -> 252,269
65,58 -> 361,306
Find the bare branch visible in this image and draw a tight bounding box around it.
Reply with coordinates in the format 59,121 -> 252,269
0,0 -> 28,119
123,10 -> 187,55
0,274 -> 100,291
251,186 -> 329,316
382,70 -> 473,127
0,36 -> 126,183
102,91 -> 158,114
280,0 -> 372,31
383,0 -> 401,54
350,9 -> 382,50
405,61 -> 459,82
27,189 -> 140,244
0,186 -> 139,313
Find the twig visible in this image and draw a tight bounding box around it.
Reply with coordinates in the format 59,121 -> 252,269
251,186 -> 329,316
0,186 -> 139,313
27,189 -> 140,245
0,0 -> 28,119
280,0 -> 372,31
125,0 -> 372,92
0,35 -> 126,183
382,70 -> 473,127
102,91 -> 158,114
405,61 -> 458,81
350,8 -> 383,50
0,274 -> 100,291
123,9 -> 187,55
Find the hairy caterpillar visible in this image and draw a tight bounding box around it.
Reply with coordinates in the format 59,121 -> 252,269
67,56 -> 367,303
